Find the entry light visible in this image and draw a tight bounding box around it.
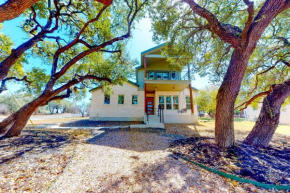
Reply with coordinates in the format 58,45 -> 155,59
173,87 -> 175,90
155,87 -> 157,91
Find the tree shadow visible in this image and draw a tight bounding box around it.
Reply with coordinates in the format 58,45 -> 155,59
0,130 -> 72,164
91,154 -> 228,192
60,120 -> 143,127
87,127 -> 170,152
164,123 -> 214,138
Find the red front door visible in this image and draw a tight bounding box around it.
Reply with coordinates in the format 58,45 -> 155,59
146,97 -> 154,115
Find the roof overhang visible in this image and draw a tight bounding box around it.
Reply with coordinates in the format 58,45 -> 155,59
145,79 -> 191,91
140,43 -> 166,69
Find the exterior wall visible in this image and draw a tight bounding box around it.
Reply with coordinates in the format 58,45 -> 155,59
137,68 -> 145,90
90,82 -> 144,121
154,88 -> 198,118
245,105 -> 290,125
146,59 -> 170,70
164,115 -> 198,123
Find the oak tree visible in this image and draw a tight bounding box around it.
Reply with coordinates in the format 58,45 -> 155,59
0,0 -> 148,137
151,0 -> 290,147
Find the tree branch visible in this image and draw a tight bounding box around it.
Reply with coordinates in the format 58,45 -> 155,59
235,84 -> 278,111
182,0 -> 242,48
0,76 -> 31,93
241,0 -> 254,38
0,0 -> 40,23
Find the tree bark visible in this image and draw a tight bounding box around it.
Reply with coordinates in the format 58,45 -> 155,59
244,79 -> 290,147
1,93 -> 48,137
0,0 -> 40,23
215,50 -> 250,147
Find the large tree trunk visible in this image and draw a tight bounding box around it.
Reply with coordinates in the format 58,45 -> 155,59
244,79 -> 290,147
215,50 -> 250,148
0,93 -> 49,137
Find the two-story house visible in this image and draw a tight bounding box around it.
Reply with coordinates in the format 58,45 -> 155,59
89,44 -> 198,124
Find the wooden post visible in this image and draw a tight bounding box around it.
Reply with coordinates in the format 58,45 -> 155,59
188,65 -> 194,114
144,56 -> 147,113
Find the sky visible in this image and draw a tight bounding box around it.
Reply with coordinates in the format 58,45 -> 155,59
1,13 -> 209,100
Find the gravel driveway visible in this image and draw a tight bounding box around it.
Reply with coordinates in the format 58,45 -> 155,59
46,129 -> 251,193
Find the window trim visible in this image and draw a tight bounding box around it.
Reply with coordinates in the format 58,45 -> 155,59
118,94 -> 124,105
173,95 -> 179,110
166,95 -> 172,110
132,95 -> 138,105
171,71 -> 177,80
104,94 -> 110,105
186,95 -> 191,110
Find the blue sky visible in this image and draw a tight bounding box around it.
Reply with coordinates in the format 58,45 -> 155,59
1,15 -> 209,98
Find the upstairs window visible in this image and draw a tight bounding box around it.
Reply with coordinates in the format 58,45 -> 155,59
118,95 -> 124,104
132,95 -> 138,105
104,95 -> 110,104
171,72 -> 177,80
156,72 -> 162,80
148,72 -> 154,80
162,72 -> 169,80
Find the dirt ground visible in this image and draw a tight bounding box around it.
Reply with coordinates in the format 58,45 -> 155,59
0,119 -> 289,192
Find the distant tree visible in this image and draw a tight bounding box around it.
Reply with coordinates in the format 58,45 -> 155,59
0,104 -> 9,115
76,102 -> 90,117
195,87 -> 218,118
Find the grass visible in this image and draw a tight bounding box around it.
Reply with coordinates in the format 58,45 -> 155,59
165,120 -> 290,147
199,117 -> 246,122
27,116 -> 89,125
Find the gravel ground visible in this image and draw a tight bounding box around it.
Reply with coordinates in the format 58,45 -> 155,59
46,129 -> 267,193
1,125 -> 286,192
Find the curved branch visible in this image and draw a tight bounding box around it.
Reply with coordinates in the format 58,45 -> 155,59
0,76 -> 31,93
241,0 -> 254,38
236,84 -> 278,111
182,0 -> 242,48
0,0 -> 40,23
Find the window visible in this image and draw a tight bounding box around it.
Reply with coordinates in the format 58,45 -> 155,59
118,95 -> 124,104
162,72 -> 169,80
186,96 -> 191,110
156,72 -> 162,80
171,72 -> 177,80
166,96 -> 172,110
148,72 -> 154,80
173,96 -> 179,110
132,95 -> 138,105
159,96 -> 164,109
104,95 -> 110,104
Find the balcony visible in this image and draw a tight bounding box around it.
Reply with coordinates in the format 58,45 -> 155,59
146,71 -> 189,81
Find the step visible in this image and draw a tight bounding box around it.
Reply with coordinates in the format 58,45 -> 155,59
130,123 -> 164,129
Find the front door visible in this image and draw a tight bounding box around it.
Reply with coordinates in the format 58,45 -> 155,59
146,97 -> 154,115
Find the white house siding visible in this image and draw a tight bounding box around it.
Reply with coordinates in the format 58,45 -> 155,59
153,88 -> 198,123
90,82 -> 144,121
245,105 -> 290,125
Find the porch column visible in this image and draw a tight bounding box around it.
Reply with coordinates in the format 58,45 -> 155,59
144,56 -> 147,113
188,64 -> 194,114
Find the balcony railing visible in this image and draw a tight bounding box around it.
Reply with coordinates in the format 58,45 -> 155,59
181,72 -> 189,80
146,71 -> 190,81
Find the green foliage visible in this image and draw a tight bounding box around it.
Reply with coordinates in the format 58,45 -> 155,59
150,0 -> 290,109
195,87 -> 218,117
46,99 -> 75,114
3,0 -> 147,101
0,27 -> 27,79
